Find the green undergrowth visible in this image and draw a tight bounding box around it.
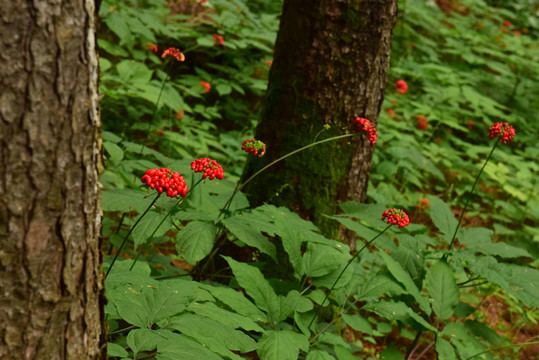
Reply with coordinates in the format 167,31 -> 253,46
99,0 -> 539,359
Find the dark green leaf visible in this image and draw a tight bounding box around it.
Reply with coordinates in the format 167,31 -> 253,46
222,215 -> 277,261
102,189 -> 153,213
169,314 -> 257,357
187,301 -> 265,333
425,260 -> 459,320
107,342 -> 128,357
428,195 -> 458,243
380,252 -> 431,315
257,330 -> 309,360
176,221 -> 217,264
363,301 -> 437,332
224,256 -> 280,322
380,344 -> 405,360
436,338 -> 457,360
342,313 -> 373,335
306,350 -> 335,360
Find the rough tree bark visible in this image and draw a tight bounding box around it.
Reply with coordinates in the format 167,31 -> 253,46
0,0 -> 105,359
241,0 -> 398,241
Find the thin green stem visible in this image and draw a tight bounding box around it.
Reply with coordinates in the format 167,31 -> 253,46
447,138 -> 500,253
307,225 -> 392,333
105,192 -> 162,278
241,133 -> 357,194
138,74 -> 169,155
312,126 -> 329,143
128,177 -> 205,271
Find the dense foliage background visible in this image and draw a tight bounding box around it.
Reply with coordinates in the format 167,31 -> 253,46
98,0 -> 539,359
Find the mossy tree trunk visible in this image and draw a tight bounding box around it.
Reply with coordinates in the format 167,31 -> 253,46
242,0 -> 398,241
0,0 -> 105,359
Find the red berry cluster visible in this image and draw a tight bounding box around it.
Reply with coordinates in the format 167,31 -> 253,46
191,158 -> 224,180
242,139 -> 267,157
141,168 -> 188,198
416,198 -> 430,210
416,115 -> 428,130
488,122 -> 515,144
382,208 -> 410,228
200,81 -> 211,93
395,79 -> 408,94
161,47 -> 185,62
354,117 -> 377,146
145,43 -> 158,53
212,33 -> 224,46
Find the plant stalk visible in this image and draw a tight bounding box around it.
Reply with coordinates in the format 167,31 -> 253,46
447,138 -> 499,253
307,225 -> 392,333
105,192 -> 161,278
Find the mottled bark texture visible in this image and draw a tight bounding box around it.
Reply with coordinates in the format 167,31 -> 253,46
0,0 -> 105,359
241,0 -> 398,240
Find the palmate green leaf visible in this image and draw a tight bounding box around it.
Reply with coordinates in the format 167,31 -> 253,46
302,242 -> 350,278
457,253 -> 539,308
318,331 -> 354,350
459,227 -> 532,259
112,279 -> 197,328
435,338 -> 457,360
380,252 -> 431,315
392,247 -> 425,288
104,259 -> 153,290
440,322 -> 486,359
357,272 -> 406,299
311,261 -> 354,291
156,331 -> 223,360
188,301 -> 264,333
274,214 -> 304,279
102,188 -> 153,213
222,215 -> 277,261
131,211 -> 172,249
107,342 -> 128,358
198,284 -> 267,323
117,60 -> 153,85
465,320 -> 504,345
380,344 -> 405,360
362,301 -> 437,333
342,313 -> 373,335
169,314 -> 257,359
103,141 -> 124,165
257,330 -> 309,360
334,345 -> 357,360
428,195 -> 458,243
425,260 -> 459,321
306,350 -> 336,360
327,216 -> 396,252
278,290 -> 313,322
176,221 -> 217,264
127,328 -> 161,355
224,256 -> 280,322
103,11 -> 131,44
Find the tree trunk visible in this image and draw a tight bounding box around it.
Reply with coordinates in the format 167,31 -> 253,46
241,0 -> 398,241
0,0 -> 105,359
